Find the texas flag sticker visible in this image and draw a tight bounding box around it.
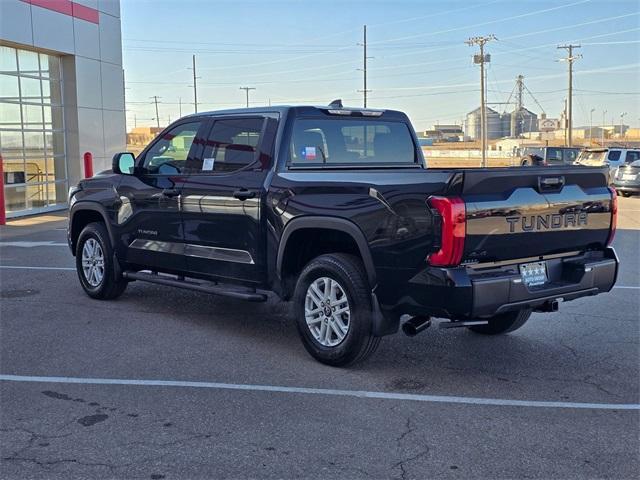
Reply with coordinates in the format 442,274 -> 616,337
301,146 -> 317,160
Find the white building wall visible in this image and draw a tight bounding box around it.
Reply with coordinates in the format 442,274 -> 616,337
1,0 -> 124,185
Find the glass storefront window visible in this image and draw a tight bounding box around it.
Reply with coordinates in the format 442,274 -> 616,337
0,44 -> 66,216
17,49 -> 40,75
20,76 -> 42,100
0,74 -> 19,100
22,104 -> 44,127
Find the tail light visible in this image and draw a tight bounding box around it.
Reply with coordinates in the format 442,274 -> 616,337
606,186 -> 617,246
427,196 -> 466,267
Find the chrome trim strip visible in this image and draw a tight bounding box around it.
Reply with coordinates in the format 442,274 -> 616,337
129,239 -> 184,254
184,244 -> 255,265
464,250 -> 582,270
128,239 -> 254,265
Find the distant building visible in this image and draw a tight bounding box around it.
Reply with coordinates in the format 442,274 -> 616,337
465,106 -> 538,140
507,108 -> 538,137
465,107 -> 502,140
127,127 -> 164,146
418,124 -> 463,142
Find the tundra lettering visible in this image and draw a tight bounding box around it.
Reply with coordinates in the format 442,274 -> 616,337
506,212 -> 589,233
68,103 -> 619,366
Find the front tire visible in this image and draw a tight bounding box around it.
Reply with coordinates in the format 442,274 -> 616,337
467,309 -> 532,335
621,192 -> 632,197
293,254 -> 380,367
76,222 -> 127,300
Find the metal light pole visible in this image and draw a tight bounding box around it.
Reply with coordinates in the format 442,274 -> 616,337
589,108 -> 595,143
620,112 -> 627,141
602,110 -> 607,144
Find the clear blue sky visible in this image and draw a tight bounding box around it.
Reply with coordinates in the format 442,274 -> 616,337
121,0 -> 640,131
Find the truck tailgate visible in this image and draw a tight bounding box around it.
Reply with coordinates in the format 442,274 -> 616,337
460,167 -> 614,263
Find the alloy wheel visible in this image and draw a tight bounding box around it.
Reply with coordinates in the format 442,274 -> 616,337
81,238 -> 105,287
304,277 -> 351,347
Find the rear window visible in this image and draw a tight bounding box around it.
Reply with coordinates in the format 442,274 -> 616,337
577,150 -> 607,165
289,118 -> 417,167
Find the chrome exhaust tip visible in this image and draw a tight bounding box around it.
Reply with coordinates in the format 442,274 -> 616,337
402,316 -> 432,337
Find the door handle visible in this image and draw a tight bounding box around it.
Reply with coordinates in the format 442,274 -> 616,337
233,189 -> 257,201
161,188 -> 181,198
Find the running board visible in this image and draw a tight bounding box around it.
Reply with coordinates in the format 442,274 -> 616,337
122,271 -> 268,302
438,320 -> 489,329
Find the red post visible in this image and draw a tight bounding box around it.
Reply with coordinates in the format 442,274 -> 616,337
0,154 -> 6,225
83,151 -> 94,178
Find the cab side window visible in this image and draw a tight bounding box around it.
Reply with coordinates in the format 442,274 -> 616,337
626,151 -> 640,163
197,118 -> 264,174
139,121 -> 202,174
608,150 -> 621,161
565,149 -> 579,163
546,148 -> 562,163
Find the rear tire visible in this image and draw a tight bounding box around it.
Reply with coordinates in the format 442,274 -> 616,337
76,222 -> 127,300
621,192 -> 632,197
293,254 -> 380,367
467,309 -> 532,335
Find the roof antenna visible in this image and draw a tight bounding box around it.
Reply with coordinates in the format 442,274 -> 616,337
328,99 -> 343,108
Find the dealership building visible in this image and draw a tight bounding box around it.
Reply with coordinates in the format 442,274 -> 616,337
0,0 -> 125,218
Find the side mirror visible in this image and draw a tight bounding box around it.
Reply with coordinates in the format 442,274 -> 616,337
112,152 -> 136,175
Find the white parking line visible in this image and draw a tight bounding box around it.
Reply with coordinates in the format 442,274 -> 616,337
0,265 -> 75,271
0,374 -> 638,411
0,242 -> 67,247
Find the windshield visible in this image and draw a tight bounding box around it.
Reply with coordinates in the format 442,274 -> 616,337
289,118 -> 417,167
576,150 -> 607,165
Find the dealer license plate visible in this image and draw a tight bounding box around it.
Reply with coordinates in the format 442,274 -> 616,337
520,261 -> 548,287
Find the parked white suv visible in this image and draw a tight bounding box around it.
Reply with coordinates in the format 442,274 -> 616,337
575,148 -> 640,182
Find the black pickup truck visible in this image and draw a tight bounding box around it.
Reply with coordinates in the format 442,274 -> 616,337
68,103 -> 618,366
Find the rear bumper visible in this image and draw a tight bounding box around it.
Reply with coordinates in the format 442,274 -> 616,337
613,183 -> 640,194
383,248 -> 618,319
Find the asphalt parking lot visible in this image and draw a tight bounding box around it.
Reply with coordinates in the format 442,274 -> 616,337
1,197 -> 639,479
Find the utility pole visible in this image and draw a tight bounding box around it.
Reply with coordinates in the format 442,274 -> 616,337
179,97 -> 182,118
466,34 -> 496,167
239,87 -> 256,108
188,55 -> 199,113
134,114 -> 137,129
557,44 -> 581,147
357,25 -> 373,108
602,110 -> 606,145
150,95 -> 161,128
589,108 -> 595,143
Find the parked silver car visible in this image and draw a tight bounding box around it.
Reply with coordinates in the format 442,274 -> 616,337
613,159 -> 640,197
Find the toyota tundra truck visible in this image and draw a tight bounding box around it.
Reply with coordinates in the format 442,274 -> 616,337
68,102 -> 619,366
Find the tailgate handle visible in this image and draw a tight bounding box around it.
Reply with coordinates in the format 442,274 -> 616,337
538,175 -> 565,192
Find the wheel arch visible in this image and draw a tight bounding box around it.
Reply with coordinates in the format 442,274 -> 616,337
69,202 -> 115,255
277,216 -> 377,289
